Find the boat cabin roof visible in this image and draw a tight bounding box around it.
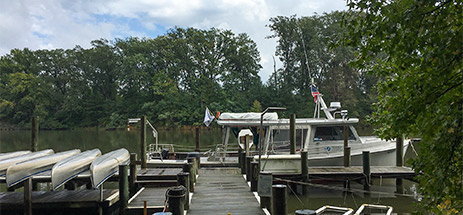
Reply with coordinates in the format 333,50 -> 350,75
216,117 -> 359,127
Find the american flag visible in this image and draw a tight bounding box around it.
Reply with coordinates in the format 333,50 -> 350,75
311,85 -> 319,103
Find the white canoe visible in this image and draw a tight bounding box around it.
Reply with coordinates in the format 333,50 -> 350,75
0,149 -> 54,176
52,149 -> 102,190
0,151 -> 31,161
6,149 -> 80,187
90,148 -> 130,188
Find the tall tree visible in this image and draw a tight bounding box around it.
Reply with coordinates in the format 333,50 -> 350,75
344,0 -> 462,212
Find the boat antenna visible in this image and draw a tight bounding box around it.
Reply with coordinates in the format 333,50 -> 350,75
297,24 -> 313,84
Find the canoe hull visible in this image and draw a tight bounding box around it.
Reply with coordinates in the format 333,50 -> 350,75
52,149 -> 102,190
90,148 -> 130,188
0,149 -> 54,176
6,149 -> 80,187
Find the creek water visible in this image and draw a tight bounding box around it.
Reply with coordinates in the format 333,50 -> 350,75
0,128 -> 419,214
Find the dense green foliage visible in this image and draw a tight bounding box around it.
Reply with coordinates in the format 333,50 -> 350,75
0,28 -> 263,128
344,0 -> 462,212
1,15 -> 376,130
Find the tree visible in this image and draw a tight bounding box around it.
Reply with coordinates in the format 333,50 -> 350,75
344,0 -> 462,212
266,12 -> 376,118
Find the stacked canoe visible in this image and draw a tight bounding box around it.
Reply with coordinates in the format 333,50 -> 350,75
0,148 -> 130,189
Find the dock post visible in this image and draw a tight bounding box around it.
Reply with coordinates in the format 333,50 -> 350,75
290,114 -> 296,154
24,177 -> 32,215
140,115 -> 147,169
119,164 -> 129,215
343,126 -> 350,167
240,151 -> 246,174
195,127 -> 200,152
246,156 -> 253,181
362,151 -> 371,187
177,172 -> 190,210
396,136 -> 404,167
250,161 -> 258,192
129,153 -> 137,195
344,147 -> 351,167
31,116 -> 38,152
258,171 -> 272,210
167,186 -> 186,215
301,150 -> 309,194
272,184 -> 287,215
245,134 -> 250,156
188,158 -> 197,184
183,163 -> 194,192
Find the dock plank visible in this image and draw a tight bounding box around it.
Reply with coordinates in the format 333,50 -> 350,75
187,168 -> 265,215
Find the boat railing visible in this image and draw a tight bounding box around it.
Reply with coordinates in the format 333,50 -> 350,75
147,144 -> 174,161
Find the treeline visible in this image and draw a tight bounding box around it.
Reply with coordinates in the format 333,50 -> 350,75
0,11 -> 376,129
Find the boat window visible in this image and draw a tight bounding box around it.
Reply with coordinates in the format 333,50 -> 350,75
314,126 -> 356,141
272,129 -> 308,150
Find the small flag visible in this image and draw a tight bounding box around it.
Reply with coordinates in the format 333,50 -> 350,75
311,85 -> 319,103
203,107 -> 215,127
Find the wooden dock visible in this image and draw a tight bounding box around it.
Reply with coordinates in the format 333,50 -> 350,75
187,168 -> 266,215
126,187 -> 168,215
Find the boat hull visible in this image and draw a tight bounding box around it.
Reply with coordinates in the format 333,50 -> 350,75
90,148 -> 130,188
52,149 -> 102,190
0,151 -> 31,161
0,149 -> 54,176
6,149 -> 80,187
256,142 -> 410,173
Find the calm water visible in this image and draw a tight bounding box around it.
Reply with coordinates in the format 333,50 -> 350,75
0,128 -> 418,214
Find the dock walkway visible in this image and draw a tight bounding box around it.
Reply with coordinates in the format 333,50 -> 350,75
187,168 -> 265,215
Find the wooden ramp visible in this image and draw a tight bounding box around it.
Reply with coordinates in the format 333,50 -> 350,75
187,168 -> 265,215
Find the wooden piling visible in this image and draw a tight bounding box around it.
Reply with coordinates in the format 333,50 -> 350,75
344,147 -> 351,167
140,115 -> 147,169
240,151 -> 246,174
396,178 -> 404,194
290,114 -> 296,154
24,177 -> 32,215
272,184 -> 287,215
167,186 -> 186,215
250,161 -> 258,192
362,151 -> 371,186
31,116 -> 38,152
183,163 -> 194,192
246,156 -> 253,182
119,164 -> 129,215
177,172 -> 190,210
129,153 -> 137,195
300,150 -> 309,194
188,158 -> 197,184
396,136 -> 404,167
258,171 -> 272,210
343,126 -> 349,167
195,127 -> 200,152
245,134 -> 250,156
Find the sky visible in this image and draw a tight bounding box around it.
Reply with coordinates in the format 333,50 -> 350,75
0,0 -> 347,82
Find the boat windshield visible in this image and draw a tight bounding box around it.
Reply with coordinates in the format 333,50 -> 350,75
314,126 -> 356,141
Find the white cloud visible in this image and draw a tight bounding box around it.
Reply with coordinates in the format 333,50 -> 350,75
0,0 -> 347,81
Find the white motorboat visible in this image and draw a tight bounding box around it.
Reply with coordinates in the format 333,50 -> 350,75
6,149 -> 80,187
216,86 -> 409,173
90,148 -> 130,188
51,149 -> 102,190
0,150 -> 31,161
0,149 -> 54,176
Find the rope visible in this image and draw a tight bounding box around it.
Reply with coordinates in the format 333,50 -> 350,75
287,182 -> 305,208
273,177 -> 416,198
410,141 -> 419,157
377,176 -> 383,204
